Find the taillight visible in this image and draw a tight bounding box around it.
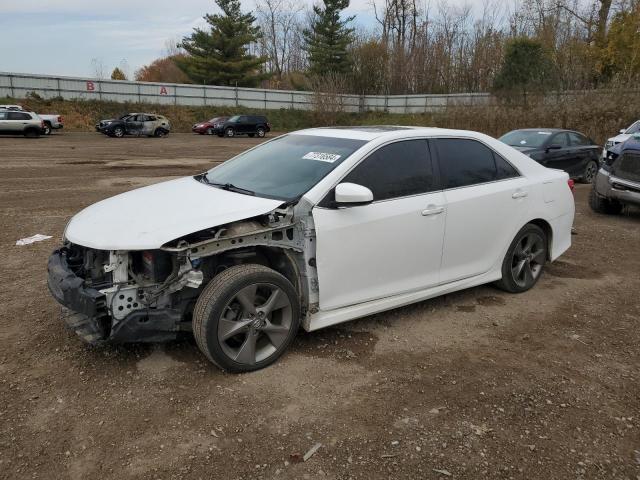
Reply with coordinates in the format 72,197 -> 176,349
567,179 -> 575,192
58,115 -> 63,123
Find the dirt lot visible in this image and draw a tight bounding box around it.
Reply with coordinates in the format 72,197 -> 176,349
0,132 -> 639,480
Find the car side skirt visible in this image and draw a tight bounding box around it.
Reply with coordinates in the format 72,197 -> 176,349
305,268 -> 502,332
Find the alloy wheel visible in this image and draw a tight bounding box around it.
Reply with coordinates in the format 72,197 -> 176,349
510,232 -> 545,288
584,162 -> 597,183
217,283 -> 293,365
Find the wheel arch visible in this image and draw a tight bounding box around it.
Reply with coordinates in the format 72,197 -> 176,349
527,218 -> 553,260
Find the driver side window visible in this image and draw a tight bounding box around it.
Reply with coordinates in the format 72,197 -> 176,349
341,139 -> 437,201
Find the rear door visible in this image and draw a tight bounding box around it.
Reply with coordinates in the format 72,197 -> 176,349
567,132 -> 597,173
0,111 -> 8,133
141,115 -> 156,135
433,138 -> 529,283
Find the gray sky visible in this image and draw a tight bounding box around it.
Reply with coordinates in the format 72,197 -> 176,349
0,0 -> 482,78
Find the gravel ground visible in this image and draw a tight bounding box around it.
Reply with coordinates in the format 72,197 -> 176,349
0,132 -> 639,480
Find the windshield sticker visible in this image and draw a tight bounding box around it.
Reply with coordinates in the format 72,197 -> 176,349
520,140 -> 527,144
302,152 -> 341,163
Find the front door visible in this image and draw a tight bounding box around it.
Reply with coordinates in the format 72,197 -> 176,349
125,115 -> 144,135
432,138 -> 530,283
313,139 -> 446,311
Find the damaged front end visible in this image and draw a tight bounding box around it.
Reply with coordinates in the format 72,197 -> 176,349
47,244 -> 202,344
47,202 -> 318,345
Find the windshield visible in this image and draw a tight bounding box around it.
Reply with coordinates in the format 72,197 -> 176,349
203,134 -> 367,200
499,130 -> 552,148
228,115 -> 240,122
625,121 -> 640,135
209,117 -> 224,123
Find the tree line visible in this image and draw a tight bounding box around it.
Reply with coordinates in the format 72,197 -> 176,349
125,0 -> 639,96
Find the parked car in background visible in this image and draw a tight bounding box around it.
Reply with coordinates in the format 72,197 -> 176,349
0,104 -> 64,135
499,129 -> 600,183
95,113 -> 171,138
0,109 -> 44,137
590,135 -> 640,214
602,119 -> 640,160
48,126 -> 574,372
192,116 -> 229,135
219,115 -> 270,138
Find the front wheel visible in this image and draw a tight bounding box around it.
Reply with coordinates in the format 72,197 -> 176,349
495,224 -> 547,293
112,126 -> 125,138
579,160 -> 598,184
43,122 -> 52,135
193,264 -> 300,372
206,128 -> 214,135
225,127 -> 235,138
589,183 -> 622,214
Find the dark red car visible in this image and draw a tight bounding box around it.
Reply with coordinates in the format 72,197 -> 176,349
192,116 -> 229,135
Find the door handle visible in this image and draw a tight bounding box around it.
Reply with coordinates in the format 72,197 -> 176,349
421,206 -> 444,216
512,190 -> 528,199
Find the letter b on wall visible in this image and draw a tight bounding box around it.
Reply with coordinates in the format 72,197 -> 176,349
86,81 -> 95,91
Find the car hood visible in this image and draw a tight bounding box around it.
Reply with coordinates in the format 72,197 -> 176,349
64,177 -> 284,250
608,133 -> 631,144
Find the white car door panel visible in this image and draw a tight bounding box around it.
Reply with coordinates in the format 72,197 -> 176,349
313,191 -> 446,311
440,178 -> 530,283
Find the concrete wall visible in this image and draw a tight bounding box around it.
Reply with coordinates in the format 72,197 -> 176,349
0,72 -> 493,114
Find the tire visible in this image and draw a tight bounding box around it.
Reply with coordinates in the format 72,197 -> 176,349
193,264 -> 300,373
256,127 -> 266,138
225,127 -> 235,138
24,128 -> 40,138
43,122 -> 52,135
589,183 -> 623,215
578,160 -> 598,184
154,128 -> 168,138
494,224 -> 547,293
113,126 -> 125,138
206,128 -> 214,135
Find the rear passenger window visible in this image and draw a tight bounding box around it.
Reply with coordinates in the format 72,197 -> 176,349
551,133 -> 570,147
568,132 -> 589,146
342,139 -> 437,201
434,138 -> 518,189
8,112 -> 30,120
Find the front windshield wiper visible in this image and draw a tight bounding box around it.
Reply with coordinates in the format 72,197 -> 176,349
197,174 -> 255,196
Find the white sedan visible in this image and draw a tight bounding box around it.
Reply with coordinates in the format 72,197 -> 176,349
48,127 -> 575,372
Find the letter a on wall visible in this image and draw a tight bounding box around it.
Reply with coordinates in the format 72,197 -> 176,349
86,81 -> 95,91
160,86 -> 168,95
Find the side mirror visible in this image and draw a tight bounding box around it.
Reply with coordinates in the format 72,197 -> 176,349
334,183 -> 373,206
546,144 -> 562,151
620,129 -> 626,134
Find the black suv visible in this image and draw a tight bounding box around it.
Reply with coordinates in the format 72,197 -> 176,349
219,115 -> 271,138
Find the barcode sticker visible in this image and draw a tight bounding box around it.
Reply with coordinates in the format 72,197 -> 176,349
302,152 -> 341,163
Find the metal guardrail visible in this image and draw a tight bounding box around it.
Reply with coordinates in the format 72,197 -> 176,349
0,71 -> 493,114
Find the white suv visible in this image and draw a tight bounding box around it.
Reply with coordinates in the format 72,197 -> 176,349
0,109 -> 44,137
603,120 -> 640,159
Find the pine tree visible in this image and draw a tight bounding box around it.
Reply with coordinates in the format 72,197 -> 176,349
110,67 -> 127,80
177,0 -> 267,86
303,0 -> 355,76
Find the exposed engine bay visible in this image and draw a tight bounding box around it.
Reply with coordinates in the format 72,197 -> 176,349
48,202 -> 319,344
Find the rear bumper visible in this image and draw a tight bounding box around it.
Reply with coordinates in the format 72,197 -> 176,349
47,249 -> 183,344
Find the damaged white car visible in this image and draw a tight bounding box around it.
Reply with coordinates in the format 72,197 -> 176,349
48,127 -> 575,372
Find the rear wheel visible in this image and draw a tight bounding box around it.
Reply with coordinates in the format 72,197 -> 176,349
579,160 -> 598,184
225,127 -> 235,138
193,264 -> 300,372
589,183 -> 623,214
154,128 -> 168,137
495,224 -> 547,293
256,127 -> 266,138
43,122 -> 52,135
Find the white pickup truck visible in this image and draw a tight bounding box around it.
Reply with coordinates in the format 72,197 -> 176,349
0,104 -> 63,135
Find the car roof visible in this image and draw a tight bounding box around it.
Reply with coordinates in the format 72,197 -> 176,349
292,126 -> 477,141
